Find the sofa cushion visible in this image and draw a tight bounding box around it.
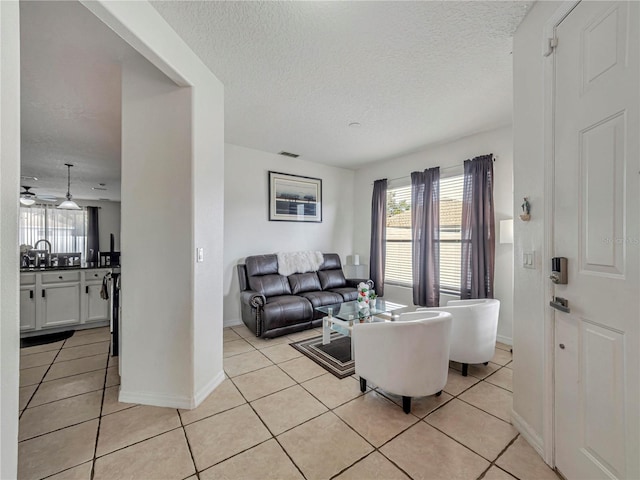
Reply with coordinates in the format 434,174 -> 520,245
319,253 -> 342,270
299,291 -> 344,309
318,269 -> 347,290
248,274 -> 292,297
246,255 -> 279,276
262,295 -> 313,330
329,287 -> 359,302
288,272 -> 322,295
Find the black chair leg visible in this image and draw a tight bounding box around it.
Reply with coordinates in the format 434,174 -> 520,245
359,377 -> 367,393
436,390 -> 442,397
462,363 -> 469,376
483,362 -> 489,366
402,396 -> 411,414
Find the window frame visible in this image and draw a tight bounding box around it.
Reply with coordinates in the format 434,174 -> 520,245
383,170 -> 464,294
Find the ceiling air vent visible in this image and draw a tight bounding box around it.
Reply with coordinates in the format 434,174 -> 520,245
278,151 -> 300,158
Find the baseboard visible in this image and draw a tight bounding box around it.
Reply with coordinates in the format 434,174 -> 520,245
224,317 -> 242,328
511,408 -> 546,460
497,334 -> 513,346
118,389 -> 194,409
193,370 -> 225,408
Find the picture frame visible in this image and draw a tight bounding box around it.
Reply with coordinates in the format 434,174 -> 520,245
268,171 -> 322,222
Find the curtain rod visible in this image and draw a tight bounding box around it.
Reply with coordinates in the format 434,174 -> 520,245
372,154 -> 497,185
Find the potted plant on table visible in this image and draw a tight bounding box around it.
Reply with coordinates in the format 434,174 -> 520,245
369,291 -> 378,308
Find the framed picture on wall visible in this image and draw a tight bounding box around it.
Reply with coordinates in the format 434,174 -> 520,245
268,171 -> 322,222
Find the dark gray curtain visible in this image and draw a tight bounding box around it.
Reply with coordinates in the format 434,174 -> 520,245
460,154 -> 495,299
87,206 -> 100,266
411,167 -> 440,307
369,179 -> 387,296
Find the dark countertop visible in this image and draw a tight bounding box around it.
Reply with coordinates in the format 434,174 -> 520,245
20,264 -> 120,273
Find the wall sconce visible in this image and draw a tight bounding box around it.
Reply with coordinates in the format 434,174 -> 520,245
500,219 -> 514,244
520,197 -> 531,221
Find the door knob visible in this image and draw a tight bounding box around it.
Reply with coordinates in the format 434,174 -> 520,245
559,344 -> 565,350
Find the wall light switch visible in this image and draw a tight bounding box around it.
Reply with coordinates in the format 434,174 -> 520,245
197,248 -> 204,263
523,250 -> 535,269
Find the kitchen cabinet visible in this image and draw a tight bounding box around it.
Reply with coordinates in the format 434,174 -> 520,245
19,268 -> 112,336
20,274 -> 37,332
84,270 -> 110,323
41,271 -> 81,328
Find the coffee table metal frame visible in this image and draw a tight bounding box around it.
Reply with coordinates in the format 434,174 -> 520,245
316,300 -> 406,359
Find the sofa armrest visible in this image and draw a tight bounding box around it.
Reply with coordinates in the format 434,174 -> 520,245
345,278 -> 374,290
240,290 -> 266,309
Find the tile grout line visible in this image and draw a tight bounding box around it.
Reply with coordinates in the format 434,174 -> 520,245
19,342 -> 66,418
475,434 -> 523,480
223,376 -> 309,480
177,409 -> 201,480
89,352 -> 111,480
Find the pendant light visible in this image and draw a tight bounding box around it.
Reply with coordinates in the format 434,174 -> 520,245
57,163 -> 81,210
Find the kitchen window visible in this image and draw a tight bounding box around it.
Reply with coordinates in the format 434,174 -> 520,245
19,205 -> 87,258
384,174 -> 464,294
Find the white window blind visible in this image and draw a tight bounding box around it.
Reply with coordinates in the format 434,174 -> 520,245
385,185 -> 412,285
19,205 -> 88,258
383,174 -> 464,293
439,175 -> 464,293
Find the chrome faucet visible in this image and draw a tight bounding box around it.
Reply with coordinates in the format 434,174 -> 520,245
34,239 -> 51,253
34,239 -> 52,267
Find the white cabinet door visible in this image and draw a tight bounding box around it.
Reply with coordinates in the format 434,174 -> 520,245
85,283 -> 110,323
19,286 -> 37,331
41,283 -> 81,328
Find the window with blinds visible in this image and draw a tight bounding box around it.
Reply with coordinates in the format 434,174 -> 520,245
19,205 -> 87,258
385,185 -> 413,285
439,175 -> 464,293
384,174 -> 464,293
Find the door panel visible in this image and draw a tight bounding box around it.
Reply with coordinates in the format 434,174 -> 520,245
86,283 -> 109,323
581,322 -> 625,477
19,286 -> 36,331
580,111 -> 625,276
553,1 -> 639,479
42,283 -> 81,328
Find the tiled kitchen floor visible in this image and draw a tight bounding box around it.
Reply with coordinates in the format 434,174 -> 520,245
18,325 -> 559,480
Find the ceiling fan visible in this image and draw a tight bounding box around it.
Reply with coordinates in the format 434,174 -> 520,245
19,186 -> 58,205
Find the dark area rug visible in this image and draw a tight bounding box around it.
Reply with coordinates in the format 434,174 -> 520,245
290,333 -> 353,379
20,330 -> 74,348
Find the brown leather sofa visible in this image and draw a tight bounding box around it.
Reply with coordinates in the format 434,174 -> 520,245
237,253 -> 372,338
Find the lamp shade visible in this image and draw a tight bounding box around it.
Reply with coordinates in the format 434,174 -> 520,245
20,197 -> 36,206
500,219 -> 513,244
57,199 -> 81,210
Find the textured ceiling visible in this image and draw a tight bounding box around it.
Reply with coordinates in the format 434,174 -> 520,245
20,1 -> 138,202
152,1 -> 532,168
20,1 -> 532,201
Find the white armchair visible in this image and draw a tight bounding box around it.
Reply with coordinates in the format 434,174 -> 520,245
418,298 -> 500,376
352,311 -> 452,414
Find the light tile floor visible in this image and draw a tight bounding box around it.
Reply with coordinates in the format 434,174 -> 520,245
17,326 -> 560,480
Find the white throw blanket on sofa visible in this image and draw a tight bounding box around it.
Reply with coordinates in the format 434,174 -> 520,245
277,251 -> 324,276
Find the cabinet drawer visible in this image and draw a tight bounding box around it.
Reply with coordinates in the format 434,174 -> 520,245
42,271 -> 81,284
84,270 -> 111,281
20,274 -> 36,285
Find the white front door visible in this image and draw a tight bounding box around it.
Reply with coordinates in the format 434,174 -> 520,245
553,2 -> 639,479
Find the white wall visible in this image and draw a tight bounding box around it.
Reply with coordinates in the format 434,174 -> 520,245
223,144 -> 355,326
84,0 -> 226,409
352,126 -> 514,342
512,0 -> 562,453
192,84 -> 225,402
0,2 -> 20,477
120,57 -> 193,406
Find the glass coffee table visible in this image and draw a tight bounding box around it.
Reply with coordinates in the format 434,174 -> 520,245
315,299 -> 406,359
